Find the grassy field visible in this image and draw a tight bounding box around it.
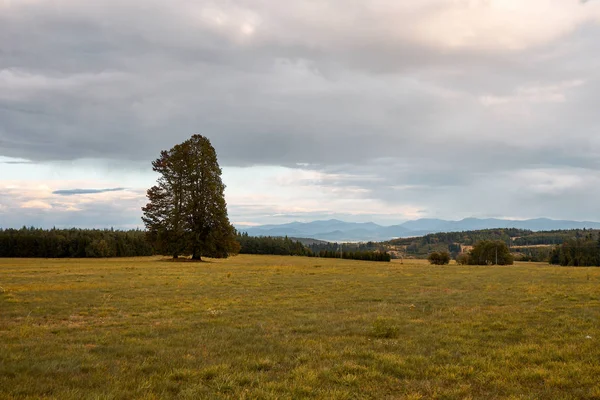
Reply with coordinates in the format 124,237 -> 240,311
1,255 -> 599,399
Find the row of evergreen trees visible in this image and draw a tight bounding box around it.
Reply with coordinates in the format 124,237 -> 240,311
0,227 -> 392,261
307,241 -> 383,254
512,232 -> 587,246
309,250 -> 391,262
236,234 -> 391,261
0,228 -> 154,258
236,233 -> 310,256
549,235 -> 600,266
9,227 -> 597,266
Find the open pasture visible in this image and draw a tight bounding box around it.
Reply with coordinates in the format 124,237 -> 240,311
1,256 -> 599,399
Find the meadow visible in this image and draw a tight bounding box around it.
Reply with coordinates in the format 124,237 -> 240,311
1,255 -> 599,399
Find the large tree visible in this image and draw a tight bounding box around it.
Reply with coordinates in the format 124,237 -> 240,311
142,135 -> 239,260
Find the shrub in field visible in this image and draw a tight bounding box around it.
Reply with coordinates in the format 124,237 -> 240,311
455,253 -> 470,265
428,251 -> 451,265
371,317 -> 399,338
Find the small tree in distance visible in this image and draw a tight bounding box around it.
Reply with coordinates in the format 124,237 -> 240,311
468,240 -> 513,265
142,134 -> 240,260
428,251 -> 451,265
455,253 -> 470,265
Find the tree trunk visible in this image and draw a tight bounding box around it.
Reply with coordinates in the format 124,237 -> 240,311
192,252 -> 202,261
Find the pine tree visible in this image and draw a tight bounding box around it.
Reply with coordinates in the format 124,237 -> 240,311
142,134 -> 240,260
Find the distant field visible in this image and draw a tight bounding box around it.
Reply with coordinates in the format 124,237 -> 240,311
1,256 -> 599,399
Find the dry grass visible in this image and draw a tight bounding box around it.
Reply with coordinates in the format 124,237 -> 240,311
1,255 -> 599,399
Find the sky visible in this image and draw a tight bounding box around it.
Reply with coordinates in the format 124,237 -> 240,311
2,0 -> 600,229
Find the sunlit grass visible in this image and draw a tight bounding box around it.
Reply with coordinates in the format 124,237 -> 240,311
1,256 -> 599,399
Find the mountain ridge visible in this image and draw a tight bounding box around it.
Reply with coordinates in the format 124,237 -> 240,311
238,218 -> 600,242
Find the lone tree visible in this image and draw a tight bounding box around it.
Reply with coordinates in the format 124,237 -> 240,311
142,134 -> 240,260
468,240 -> 513,265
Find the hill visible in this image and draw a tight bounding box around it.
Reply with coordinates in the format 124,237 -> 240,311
386,228 -> 599,260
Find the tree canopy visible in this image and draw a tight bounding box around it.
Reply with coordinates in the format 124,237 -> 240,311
466,240 -> 514,265
142,134 -> 239,260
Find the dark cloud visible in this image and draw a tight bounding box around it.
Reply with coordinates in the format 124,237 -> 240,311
1,1 -> 598,166
52,188 -> 126,196
1,1 -> 600,222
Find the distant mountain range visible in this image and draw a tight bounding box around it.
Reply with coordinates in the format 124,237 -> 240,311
239,218 -> 600,242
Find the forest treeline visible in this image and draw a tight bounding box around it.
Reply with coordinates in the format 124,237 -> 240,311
0,228 -> 390,262
236,233 -> 310,256
305,242 -> 391,261
308,250 -> 391,262
549,234 -> 600,266
237,233 -> 390,262
388,228 -> 527,258
2,227 -> 599,265
0,227 -> 153,258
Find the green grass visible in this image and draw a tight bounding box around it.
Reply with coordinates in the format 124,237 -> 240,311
1,255 -> 600,399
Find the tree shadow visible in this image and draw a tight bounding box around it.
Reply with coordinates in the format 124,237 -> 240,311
154,257 -> 214,263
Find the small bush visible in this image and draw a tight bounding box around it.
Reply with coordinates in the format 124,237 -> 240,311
455,253 -> 470,265
252,358 -> 274,371
428,251 -> 451,265
371,317 -> 399,338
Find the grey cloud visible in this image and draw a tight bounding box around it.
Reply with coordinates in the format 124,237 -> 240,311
2,1 -> 598,166
290,161 -> 600,222
1,0 -> 600,223
52,188 -> 127,196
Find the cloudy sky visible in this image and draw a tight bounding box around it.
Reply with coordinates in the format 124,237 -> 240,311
2,0 -> 600,229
